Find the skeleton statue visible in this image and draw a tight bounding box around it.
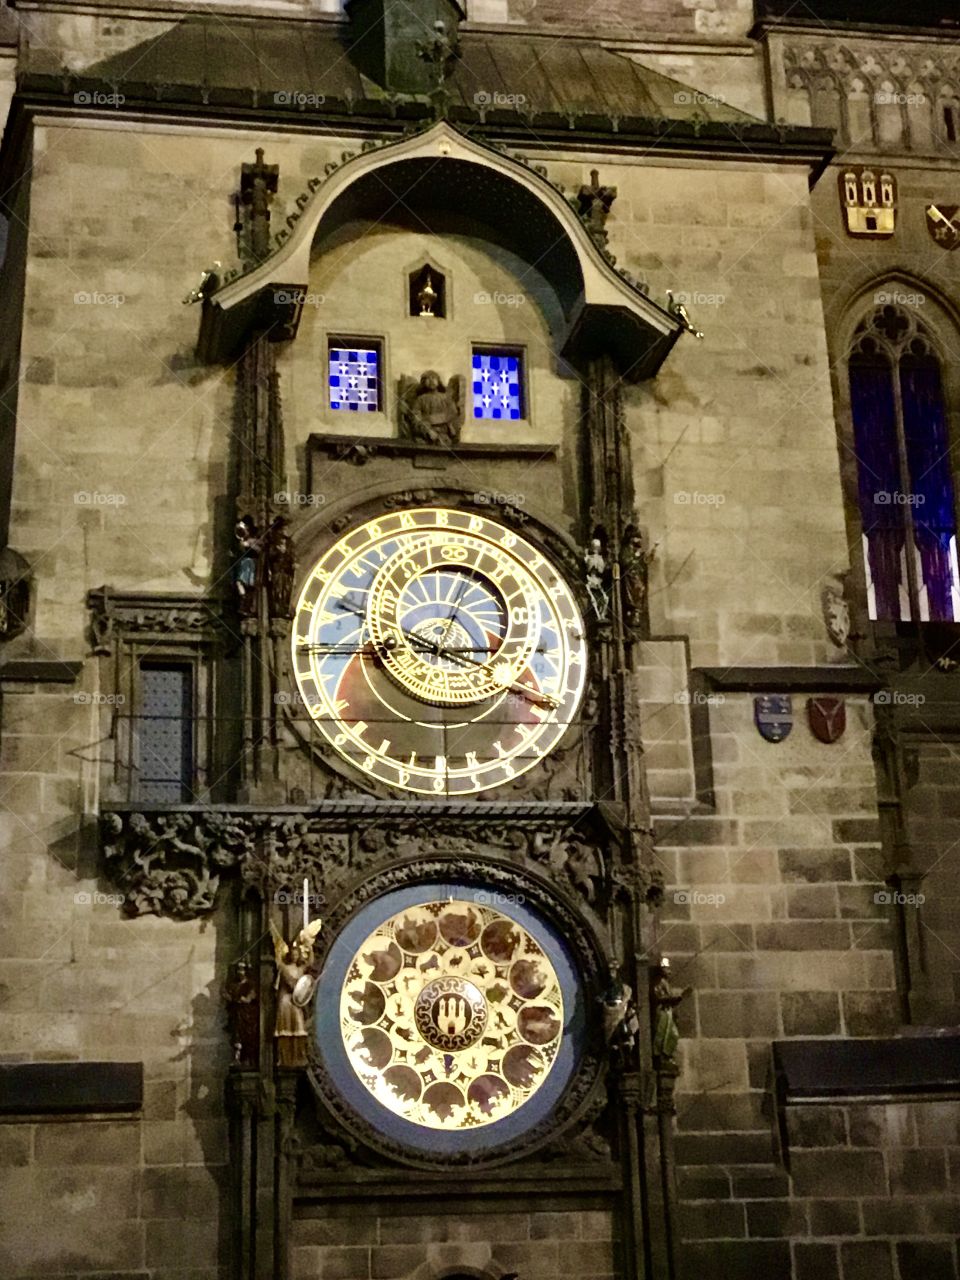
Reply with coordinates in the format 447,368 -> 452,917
584,537 -> 609,621
398,371 -> 463,446
271,918 -> 323,1068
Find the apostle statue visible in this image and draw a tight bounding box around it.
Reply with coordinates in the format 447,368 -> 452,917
651,957 -> 690,1070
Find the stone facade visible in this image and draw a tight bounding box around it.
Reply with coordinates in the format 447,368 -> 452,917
0,1 -> 958,1279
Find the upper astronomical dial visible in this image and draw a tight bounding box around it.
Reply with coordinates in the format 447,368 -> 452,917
291,507 -> 587,796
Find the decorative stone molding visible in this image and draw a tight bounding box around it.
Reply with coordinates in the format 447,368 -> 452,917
87,587 -> 226,655
100,803 -> 620,921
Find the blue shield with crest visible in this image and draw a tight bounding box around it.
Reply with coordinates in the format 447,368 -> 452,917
754,695 -> 793,743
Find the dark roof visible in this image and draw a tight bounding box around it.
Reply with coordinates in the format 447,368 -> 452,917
21,19 -> 757,126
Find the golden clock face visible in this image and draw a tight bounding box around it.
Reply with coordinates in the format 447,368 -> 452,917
291,507 -> 586,795
340,899 -> 564,1130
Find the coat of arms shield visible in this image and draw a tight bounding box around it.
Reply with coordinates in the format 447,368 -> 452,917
754,695 -> 793,743
926,205 -> 960,250
807,696 -> 846,744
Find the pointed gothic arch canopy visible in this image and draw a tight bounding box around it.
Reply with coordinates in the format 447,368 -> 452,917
196,122 -> 683,381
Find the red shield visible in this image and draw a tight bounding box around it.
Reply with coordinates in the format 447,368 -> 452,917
807,696 -> 846,744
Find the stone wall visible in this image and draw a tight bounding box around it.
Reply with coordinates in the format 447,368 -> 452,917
678,1097 -> 960,1280
292,1203 -> 619,1280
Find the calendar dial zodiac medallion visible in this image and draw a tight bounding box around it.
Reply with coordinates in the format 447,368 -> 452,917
292,507 -> 586,795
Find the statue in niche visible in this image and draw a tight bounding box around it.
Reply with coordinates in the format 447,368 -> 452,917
398,371 -> 463,446
264,516 -> 296,621
620,525 -> 656,629
651,957 -> 690,1071
584,537 -> 609,621
271,918 -> 323,1068
232,516 -> 262,617
223,960 -> 260,1067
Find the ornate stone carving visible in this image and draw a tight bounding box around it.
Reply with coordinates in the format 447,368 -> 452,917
398,371 -> 463,446
87,587 -> 223,654
821,573 -> 851,649
102,810 -> 257,919
576,169 -> 617,249
100,807 -> 608,919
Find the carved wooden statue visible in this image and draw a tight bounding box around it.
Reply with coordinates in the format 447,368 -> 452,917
271,918 -> 323,1068
264,516 -> 296,621
651,957 -> 690,1070
223,960 -> 260,1067
398,371 -> 463,446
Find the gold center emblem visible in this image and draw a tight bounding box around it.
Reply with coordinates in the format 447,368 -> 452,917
414,976 -> 488,1050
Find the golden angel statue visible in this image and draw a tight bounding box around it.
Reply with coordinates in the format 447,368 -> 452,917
270,918 -> 323,1068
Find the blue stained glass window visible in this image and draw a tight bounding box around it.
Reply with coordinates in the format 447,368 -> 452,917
472,350 -> 523,421
329,344 -> 380,412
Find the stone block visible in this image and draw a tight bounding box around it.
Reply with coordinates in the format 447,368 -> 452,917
839,1241 -> 895,1280
887,1148 -> 948,1196
778,848 -> 853,883
755,921 -> 851,951
806,1197 -> 861,1237
697,992 -> 780,1039
745,1198 -> 808,1238
914,1101 -> 960,1147
790,1149 -> 885,1197
794,1242 -> 840,1280
841,992 -> 900,1037
781,991 -> 842,1036
833,819 -> 880,844
860,1198 -> 925,1235
786,885 -> 839,918
678,1166 -> 731,1199
34,1119 -> 141,1166
0,1125 -> 33,1166
296,1215 -> 379,1247
675,1132 -> 775,1165
837,884 -> 888,920
678,1200 -> 746,1239
141,1164 -> 221,1218
678,1240 -> 791,1280
676,1092 -> 765,1132
786,1106 -> 847,1149
145,1220 -> 222,1269
529,1212 -> 578,1240
895,1242 -> 957,1280
730,1167 -> 790,1199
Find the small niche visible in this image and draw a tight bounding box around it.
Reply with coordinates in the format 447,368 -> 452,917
409,263 -> 446,319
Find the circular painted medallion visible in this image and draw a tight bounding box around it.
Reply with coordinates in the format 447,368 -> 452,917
339,898 -> 564,1131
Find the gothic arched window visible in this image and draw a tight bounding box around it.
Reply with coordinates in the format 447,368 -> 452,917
848,304 -> 959,622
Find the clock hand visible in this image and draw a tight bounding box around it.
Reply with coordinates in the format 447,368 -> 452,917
392,625 -> 560,710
